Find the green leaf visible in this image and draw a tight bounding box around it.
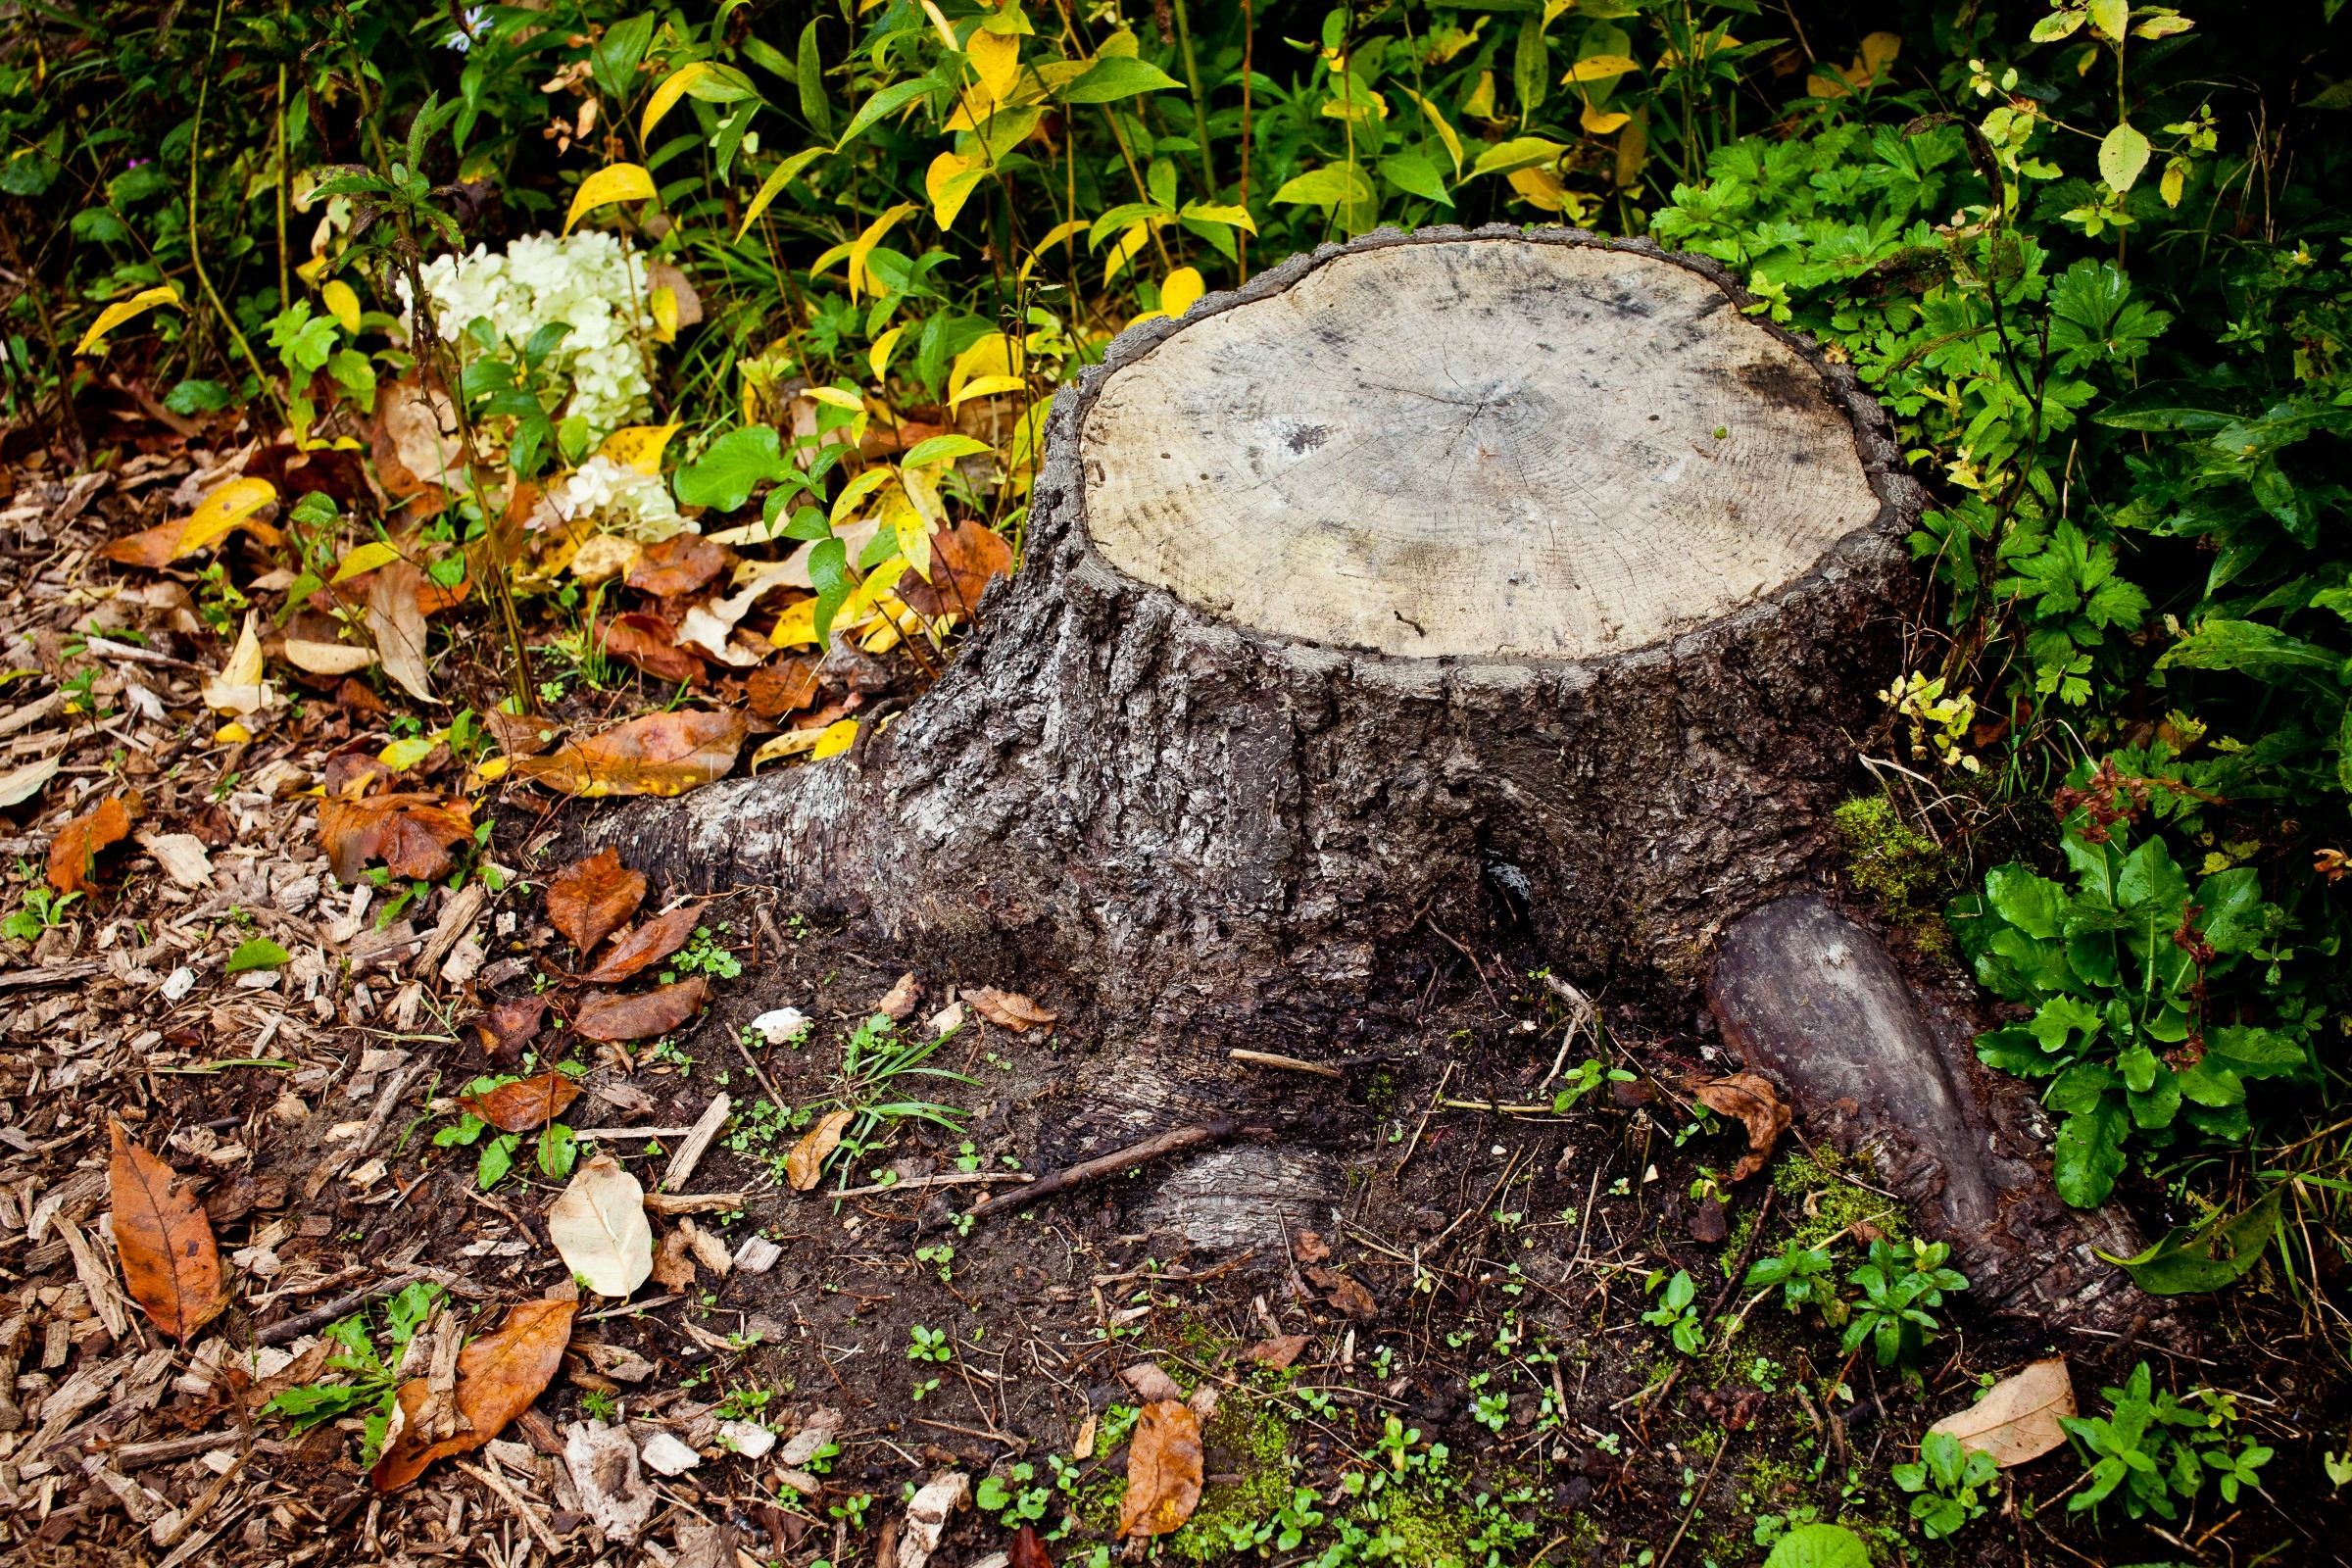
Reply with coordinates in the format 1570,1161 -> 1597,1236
674,425 -> 792,512
1060,56 -> 1184,103
1763,1523 -> 1871,1568
2157,618 -> 2342,677
796,21 -> 833,137
2097,122 -> 2151,193
1978,1027 -> 2066,1076
2100,1186 -> 2281,1294
837,74 -> 939,150
2029,995 -> 2104,1051
477,1132 -> 519,1190
2053,1096 -> 2129,1207
900,434 -> 992,467
2115,836 -> 2187,916
2207,1025 -> 2304,1079
1984,864 -> 2068,939
2094,380 -> 2234,432
1273,165 -> 1377,208
808,536 -> 852,648
1379,150 -> 1452,205
591,13 -> 657,102
225,938 -> 291,975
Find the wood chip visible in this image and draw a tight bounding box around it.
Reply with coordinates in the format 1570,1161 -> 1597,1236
661,1093 -> 730,1192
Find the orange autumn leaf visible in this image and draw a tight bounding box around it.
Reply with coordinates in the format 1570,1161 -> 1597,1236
546,848 -> 647,956
746,657 -> 821,719
785,1106 -> 855,1191
459,1071 -> 582,1133
1118,1399 -> 1204,1538
896,520 -> 1014,618
371,1298 -> 576,1492
968,987 -> 1056,1033
108,1118 -> 226,1342
1690,1071 -> 1791,1182
511,709 -> 748,799
625,533 -> 728,598
318,792 -> 473,885
573,976 -> 710,1041
583,903 -> 703,985
48,795 -> 130,896
599,612 -> 706,686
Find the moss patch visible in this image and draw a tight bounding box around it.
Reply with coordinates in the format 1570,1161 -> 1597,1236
1772,1145 -> 1908,1251
1164,1394 -> 1298,1562
1832,794 -> 1952,956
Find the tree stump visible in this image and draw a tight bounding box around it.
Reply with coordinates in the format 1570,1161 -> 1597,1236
601,224 -> 1925,1045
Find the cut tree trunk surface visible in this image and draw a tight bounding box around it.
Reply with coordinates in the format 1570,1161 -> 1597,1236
599,224 -> 1926,1043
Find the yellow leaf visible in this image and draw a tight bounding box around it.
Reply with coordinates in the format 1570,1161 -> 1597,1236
1463,71 -> 1497,122
379,734 -> 438,772
847,202 -> 920,299
1580,101 -> 1632,134
897,471 -> 943,581
321,279 -> 362,335
829,464 -> 894,526
926,151 -> 989,231
1508,166 -> 1570,213
1858,30 -> 1902,74
769,597 -> 819,648
842,557 -> 911,621
869,324 -> 907,383
1160,267 -> 1205,318
475,756 -> 512,782
951,373 -> 1025,411
1178,202 -> 1257,235
1102,220 -> 1154,287
330,539 -> 405,583
1019,219 -> 1087,282
2160,159 -> 2186,209
948,330 -> 1015,405
564,164 -> 658,235
917,0 -> 957,50
809,718 -> 859,760
640,61 -> 711,144
1398,87 -> 1464,174
597,423 -> 682,474
805,385 -> 867,413
569,533 -> 644,583
201,612 -> 275,716
1568,54 -> 1641,81
650,285 -> 678,343
750,728 -> 826,769
176,476 -> 278,558
74,284 -> 182,356
969,27 -> 1022,103
215,722 -> 254,745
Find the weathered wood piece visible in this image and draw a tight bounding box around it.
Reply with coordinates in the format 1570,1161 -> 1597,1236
1708,897 -> 2171,1342
600,225 -> 1925,1052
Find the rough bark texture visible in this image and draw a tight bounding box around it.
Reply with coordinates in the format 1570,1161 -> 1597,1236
1709,897 -> 2173,1343
595,224 -> 1926,1047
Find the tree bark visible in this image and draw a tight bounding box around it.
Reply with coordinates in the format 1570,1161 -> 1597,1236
595,224 -> 1926,1048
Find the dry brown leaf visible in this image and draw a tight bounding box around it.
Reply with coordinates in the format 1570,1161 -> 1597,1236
599,612 -> 705,686
650,1227 -> 698,1291
967,987 -> 1055,1034
1117,1400 -> 1203,1539
873,972 -> 920,1020
1321,1274 -> 1379,1321
546,848 -> 646,956
318,793 -> 472,885
1928,1357 -> 2076,1468
460,1071 -> 582,1133
573,977 -> 710,1042
368,558 -> 435,704
745,657 -> 820,719
895,521 -> 1013,618
1293,1231 -> 1332,1264
511,709 -> 749,799
48,795 -> 130,896
1120,1362 -> 1185,1403
108,1119 -> 224,1342
583,904 -> 703,986
626,534 -> 728,599
371,1298 -> 576,1491
474,996 -> 551,1065
1008,1524 -> 1054,1568
786,1107 -> 855,1191
1691,1072 -> 1791,1182
483,708 -> 561,760
1247,1335 -> 1309,1370
283,637 -> 377,675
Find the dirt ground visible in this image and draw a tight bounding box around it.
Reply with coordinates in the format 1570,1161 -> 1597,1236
0,447 -> 2347,1568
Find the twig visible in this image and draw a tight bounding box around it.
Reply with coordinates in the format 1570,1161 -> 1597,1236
351,1061 -> 419,1159
1228,1050 -> 1344,1080
580,1294 -> 683,1323
829,1172 -> 1033,1199
258,1272 -> 427,1347
1393,1061 -> 1454,1179
733,1030 -> 789,1110
1657,1431 -> 1733,1568
1703,1189 -> 1776,1327
150,1448 -> 245,1549
956,1118 -> 1242,1226
81,636 -> 199,671
456,1459 -> 564,1557
1537,973 -> 1599,1092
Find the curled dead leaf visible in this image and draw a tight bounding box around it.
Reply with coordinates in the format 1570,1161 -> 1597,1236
108,1119 -> 225,1342
650,1227 -> 698,1291
1928,1357 -> 2076,1468
599,612 -> 705,686
474,995 -> 551,1065
745,657 -> 820,719
1008,1524 -> 1054,1568
967,986 -> 1055,1034
318,793 -> 472,885
873,972 -> 920,1020
368,558 -> 435,704
895,520 -> 1013,618
512,709 -> 748,798
626,533 -> 729,599
1117,1400 -> 1203,1539
460,1071 -> 582,1133
283,637 -> 378,676
48,795 -> 130,896
372,1298 -> 576,1491
1691,1071 -> 1791,1182
583,904 -> 703,986
1293,1230 -> 1332,1264
546,848 -> 647,956
573,977 -> 709,1042
786,1107 -> 855,1191
483,708 -> 561,760
1247,1335 -> 1309,1370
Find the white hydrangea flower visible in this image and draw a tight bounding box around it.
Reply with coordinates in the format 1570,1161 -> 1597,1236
402,231 -> 658,437
547,453 -> 688,542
